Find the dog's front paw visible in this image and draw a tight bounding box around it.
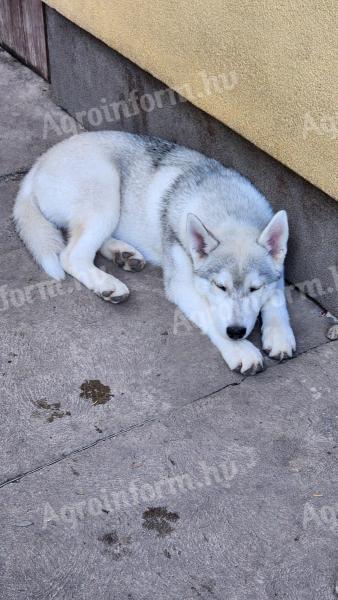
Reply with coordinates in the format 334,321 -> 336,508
262,324 -> 296,361
221,340 -> 264,375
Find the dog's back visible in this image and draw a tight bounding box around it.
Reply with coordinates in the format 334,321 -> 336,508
14,131 -> 272,272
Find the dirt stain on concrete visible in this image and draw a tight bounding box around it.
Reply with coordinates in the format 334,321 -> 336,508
98,530 -> 132,560
142,506 -> 179,537
99,531 -> 119,545
191,580 -> 216,596
80,380 -> 112,406
35,398 -> 71,423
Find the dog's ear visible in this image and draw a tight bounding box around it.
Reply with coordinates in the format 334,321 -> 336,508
258,210 -> 289,264
186,213 -> 219,264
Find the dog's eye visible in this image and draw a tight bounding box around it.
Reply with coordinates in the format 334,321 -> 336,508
215,283 -> 227,292
249,285 -> 262,293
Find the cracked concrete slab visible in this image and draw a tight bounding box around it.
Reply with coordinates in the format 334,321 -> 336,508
0,343 -> 337,600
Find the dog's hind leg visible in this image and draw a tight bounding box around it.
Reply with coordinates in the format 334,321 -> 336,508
60,215 -> 130,304
100,238 -> 146,272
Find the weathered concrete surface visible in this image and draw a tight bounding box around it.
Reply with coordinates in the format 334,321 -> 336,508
0,47 -> 81,177
46,7 -> 338,316
1,343 -> 338,600
1,50 -> 338,600
0,177 -> 24,253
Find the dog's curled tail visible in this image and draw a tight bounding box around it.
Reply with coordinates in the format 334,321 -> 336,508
13,165 -> 65,280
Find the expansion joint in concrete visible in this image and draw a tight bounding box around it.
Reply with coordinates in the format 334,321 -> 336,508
0,416 -> 157,489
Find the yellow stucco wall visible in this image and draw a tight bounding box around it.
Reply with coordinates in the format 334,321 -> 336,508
44,0 -> 338,200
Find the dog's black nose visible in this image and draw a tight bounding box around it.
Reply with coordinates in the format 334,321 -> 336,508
226,325 -> 246,340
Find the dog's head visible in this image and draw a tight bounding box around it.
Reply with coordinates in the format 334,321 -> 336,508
186,211 -> 288,340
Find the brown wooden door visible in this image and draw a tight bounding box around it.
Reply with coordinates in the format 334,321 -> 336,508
0,0 -> 48,79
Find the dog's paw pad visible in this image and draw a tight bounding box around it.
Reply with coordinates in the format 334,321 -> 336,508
113,252 -> 125,267
114,251 -> 145,272
128,258 -> 145,272
100,290 -> 130,304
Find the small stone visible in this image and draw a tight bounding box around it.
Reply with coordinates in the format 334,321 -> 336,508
327,325 -> 338,341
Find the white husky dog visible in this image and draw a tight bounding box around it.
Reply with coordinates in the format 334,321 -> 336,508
14,131 -> 295,374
